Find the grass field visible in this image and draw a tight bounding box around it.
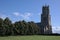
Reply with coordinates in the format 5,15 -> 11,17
0,35 -> 60,40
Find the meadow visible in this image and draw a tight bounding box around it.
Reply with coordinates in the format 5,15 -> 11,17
0,35 -> 60,40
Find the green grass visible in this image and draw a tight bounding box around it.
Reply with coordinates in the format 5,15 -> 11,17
0,35 -> 60,40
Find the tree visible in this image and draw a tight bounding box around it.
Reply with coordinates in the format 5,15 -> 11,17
0,17 -> 40,36
3,17 -> 12,35
27,21 -> 40,35
4,17 -> 12,25
0,18 -> 3,35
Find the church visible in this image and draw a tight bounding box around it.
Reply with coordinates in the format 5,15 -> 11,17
36,5 -> 52,34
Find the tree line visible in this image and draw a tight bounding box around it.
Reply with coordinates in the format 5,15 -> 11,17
0,17 -> 40,36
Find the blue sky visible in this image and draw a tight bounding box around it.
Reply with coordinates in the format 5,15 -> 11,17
0,0 -> 60,33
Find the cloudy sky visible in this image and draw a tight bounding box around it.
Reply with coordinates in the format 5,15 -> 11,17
0,0 -> 60,33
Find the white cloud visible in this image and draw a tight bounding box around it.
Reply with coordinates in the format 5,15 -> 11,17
1,15 -> 6,19
52,26 -> 60,33
13,12 -> 32,20
13,12 -> 20,16
21,13 -> 31,19
0,13 -> 6,19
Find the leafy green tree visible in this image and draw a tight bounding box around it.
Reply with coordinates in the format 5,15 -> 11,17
0,18 -> 6,36
27,21 -> 40,35
0,17 -> 40,36
0,18 -> 3,35
4,17 -> 12,25
3,17 -> 12,35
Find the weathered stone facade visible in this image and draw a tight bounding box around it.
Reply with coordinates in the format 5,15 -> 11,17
36,5 -> 52,34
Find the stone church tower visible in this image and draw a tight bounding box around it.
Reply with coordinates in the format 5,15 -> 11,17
40,5 -> 52,34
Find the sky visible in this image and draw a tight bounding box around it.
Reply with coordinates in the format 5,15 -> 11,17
0,0 -> 60,33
